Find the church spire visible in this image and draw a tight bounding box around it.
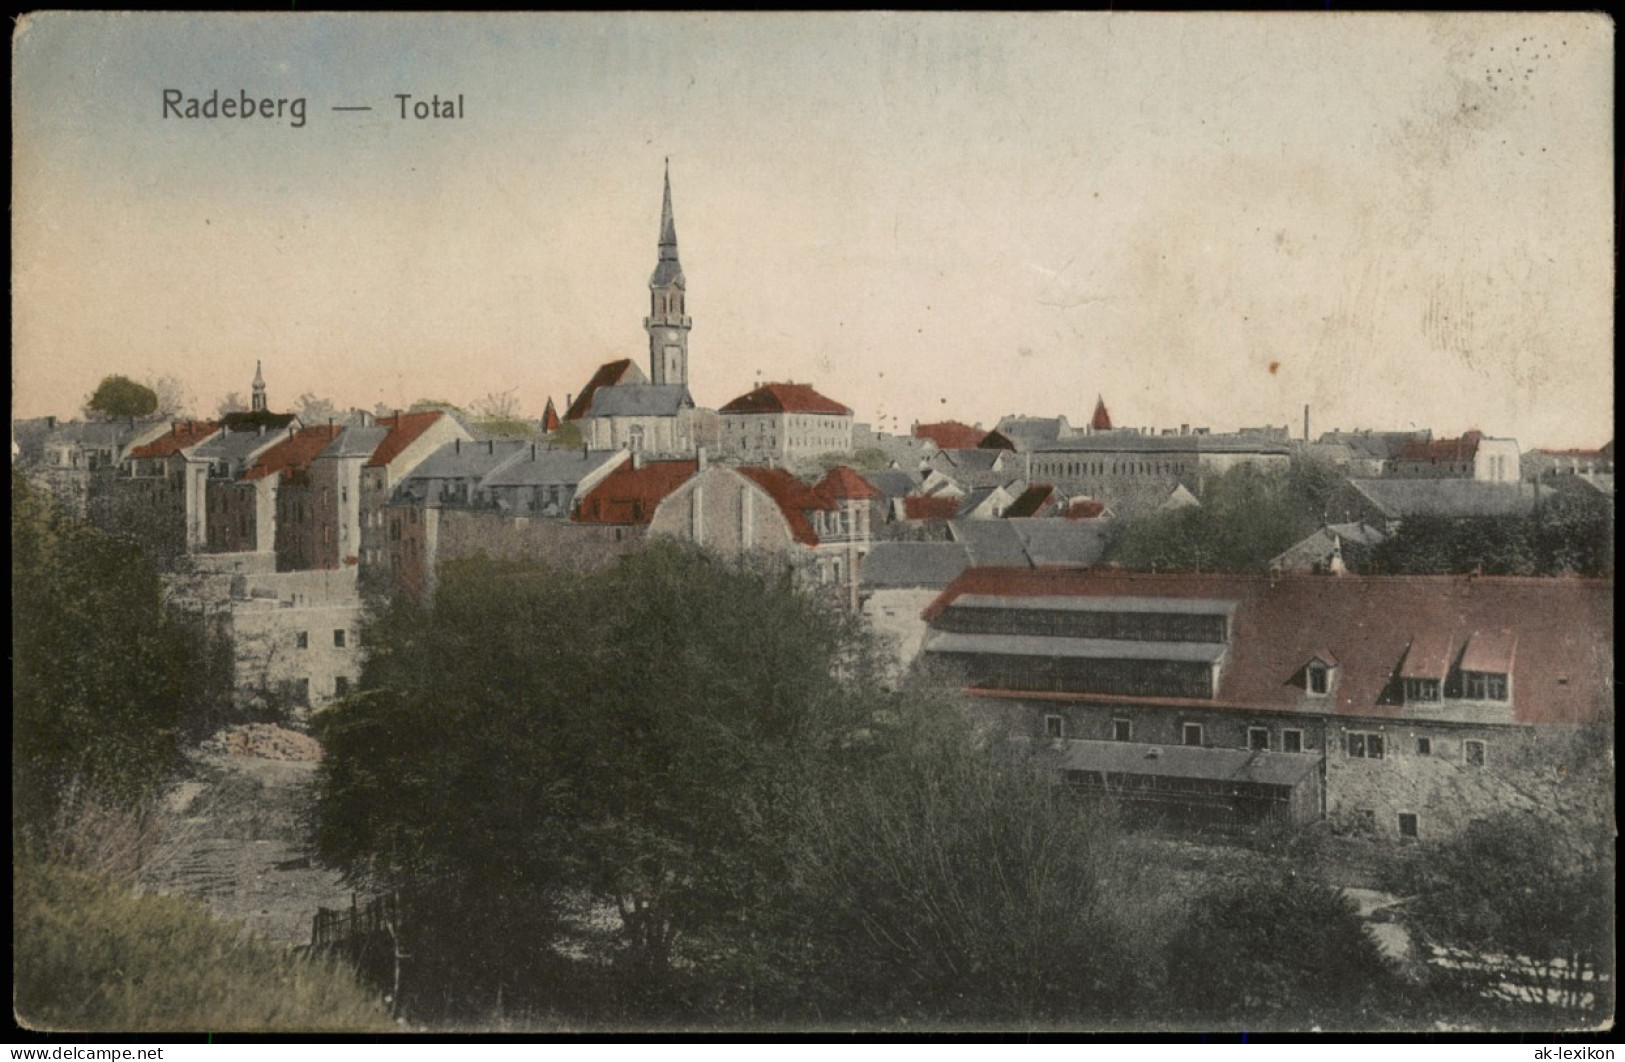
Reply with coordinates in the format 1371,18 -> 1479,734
251,360 -> 267,413
646,160 -> 691,387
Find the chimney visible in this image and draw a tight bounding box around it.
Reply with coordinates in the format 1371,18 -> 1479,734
566,393 -> 574,411
1304,404 -> 1311,442
1181,424 -> 1189,436
455,438 -> 461,454
487,439 -> 494,454
697,445 -> 707,471
530,443 -> 537,461
632,450 -> 642,470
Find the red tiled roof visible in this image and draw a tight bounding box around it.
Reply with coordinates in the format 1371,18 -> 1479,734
565,360 -> 638,421
1459,629 -> 1517,674
128,420 -> 219,459
242,426 -> 342,481
719,382 -> 851,416
1067,498 -> 1107,520
1090,397 -> 1113,432
1399,432 -> 1482,463
903,494 -> 962,521
914,421 -> 987,450
815,464 -> 883,502
542,397 -> 561,434
573,459 -> 698,525
368,411 -> 447,469
737,466 -> 832,545
920,569 -> 1611,727
1004,484 -> 1056,519
1398,630 -> 1454,680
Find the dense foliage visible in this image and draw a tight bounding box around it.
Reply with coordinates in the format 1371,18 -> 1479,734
1364,490 -> 1614,577
314,544 -> 1157,1025
1103,459 -> 1342,571
1384,812 -> 1615,1020
12,473 -> 205,834
83,374 -> 158,420
15,859 -> 390,1032
1163,865 -> 1398,1028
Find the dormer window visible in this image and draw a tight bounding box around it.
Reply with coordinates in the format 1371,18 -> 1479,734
1403,677 -> 1442,703
1462,672 -> 1508,701
1308,666 -> 1328,694
1399,631 -> 1453,708
1300,652 -> 1336,697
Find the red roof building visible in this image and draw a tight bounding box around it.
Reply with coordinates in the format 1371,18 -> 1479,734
719,382 -> 852,416
903,494 -> 963,521
368,411 -> 451,470
574,459 -> 699,526
913,421 -> 987,450
738,465 -> 834,545
921,569 -> 1611,839
128,420 -> 220,459
242,426 -> 343,481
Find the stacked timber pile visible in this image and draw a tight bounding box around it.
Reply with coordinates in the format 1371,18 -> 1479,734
203,723 -> 323,762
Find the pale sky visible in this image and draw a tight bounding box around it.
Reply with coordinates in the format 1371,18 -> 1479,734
11,12 -> 1614,447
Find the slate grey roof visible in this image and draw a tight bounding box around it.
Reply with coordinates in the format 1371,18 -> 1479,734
924,631 -> 1228,664
864,470 -> 921,499
480,448 -> 625,488
321,425 -> 389,460
399,439 -> 529,482
948,519 -> 1031,567
956,486 -> 1002,518
1008,520 -> 1109,568
994,416 -> 1071,447
940,449 -> 1003,473
1318,430 -> 1429,461
860,542 -> 973,589
192,427 -> 288,466
1348,479 -> 1551,519
581,384 -> 694,419
1060,739 -> 1322,788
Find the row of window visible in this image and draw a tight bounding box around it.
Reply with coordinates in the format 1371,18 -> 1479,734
936,606 -> 1227,644
295,629 -> 350,649
1043,714 -> 1490,766
290,675 -> 351,704
1403,671 -> 1508,704
1035,459 -> 1190,479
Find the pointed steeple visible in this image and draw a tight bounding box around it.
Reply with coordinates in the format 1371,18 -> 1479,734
1090,394 -> 1112,432
651,157 -> 684,288
645,160 -> 691,388
541,396 -> 561,434
251,360 -> 268,413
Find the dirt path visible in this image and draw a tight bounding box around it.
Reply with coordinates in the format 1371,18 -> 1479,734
136,751 -> 353,946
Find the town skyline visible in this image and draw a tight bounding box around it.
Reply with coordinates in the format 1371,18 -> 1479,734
12,12 -> 1614,448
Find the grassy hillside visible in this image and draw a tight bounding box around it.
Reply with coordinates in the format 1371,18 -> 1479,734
15,860 -> 392,1033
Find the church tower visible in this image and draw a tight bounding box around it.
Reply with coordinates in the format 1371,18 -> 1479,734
251,360 -> 268,412
644,160 -> 691,387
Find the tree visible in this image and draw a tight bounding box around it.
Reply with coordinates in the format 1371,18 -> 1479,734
217,392 -> 248,415
148,375 -> 191,419
12,472 -> 201,838
84,375 -> 158,420
548,419 -> 583,450
1386,812 -> 1614,1021
313,544 -> 873,1019
470,390 -> 536,439
293,392 -> 340,424
1163,865 -> 1398,1028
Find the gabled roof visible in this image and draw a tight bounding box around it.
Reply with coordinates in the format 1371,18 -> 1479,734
399,438 -> 529,482
1399,431 -> 1483,463
1459,629 -> 1517,674
903,494 -> 963,521
922,569 -> 1611,727
541,397 -> 561,434
860,542 -> 972,589
241,426 -> 343,481
913,421 -> 987,450
863,470 -> 921,499
581,384 -> 693,418
128,420 -> 220,459
816,465 -> 883,501
993,415 -> 1070,448
948,519 -> 1030,567
1008,519 -> 1108,568
719,382 -> 851,416
320,425 -> 390,460
1398,630 -> 1455,680
1004,484 -> 1057,519
565,359 -> 644,421
369,411 -> 450,469
937,448 -> 1004,474
481,447 -> 626,488
737,466 -> 832,545
191,425 -> 286,466
574,459 -> 698,525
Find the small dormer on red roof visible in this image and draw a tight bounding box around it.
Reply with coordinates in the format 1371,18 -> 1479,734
719,382 -> 852,416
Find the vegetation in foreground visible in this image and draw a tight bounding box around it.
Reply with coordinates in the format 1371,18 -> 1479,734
14,859 -> 391,1033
